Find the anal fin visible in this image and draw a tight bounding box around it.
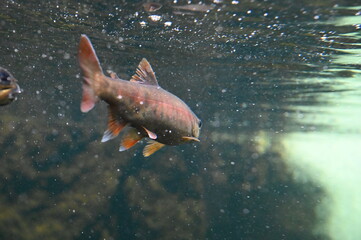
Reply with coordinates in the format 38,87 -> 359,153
119,127 -> 144,151
143,140 -> 165,157
101,106 -> 126,142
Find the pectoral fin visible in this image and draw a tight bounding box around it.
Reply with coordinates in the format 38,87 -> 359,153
142,126 -> 157,140
119,127 -> 144,151
182,136 -> 200,142
101,106 -> 126,142
143,140 -> 165,157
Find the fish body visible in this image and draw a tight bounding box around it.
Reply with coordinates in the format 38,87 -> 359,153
0,67 -> 21,106
78,35 -> 201,156
143,2 -> 162,12
172,4 -> 215,13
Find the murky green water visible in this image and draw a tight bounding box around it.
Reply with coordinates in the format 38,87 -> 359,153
1,1 -> 361,239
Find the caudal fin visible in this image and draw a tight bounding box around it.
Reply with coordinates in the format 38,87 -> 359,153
78,34 -> 103,112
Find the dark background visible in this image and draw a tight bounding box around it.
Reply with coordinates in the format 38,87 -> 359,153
1,0 -> 360,239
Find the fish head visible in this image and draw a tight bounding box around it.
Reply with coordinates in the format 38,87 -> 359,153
0,68 -> 21,106
181,117 -> 201,143
191,117 -> 202,140
194,118 -> 202,138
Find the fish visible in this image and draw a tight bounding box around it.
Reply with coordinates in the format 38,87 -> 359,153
0,67 -> 21,106
172,4 -> 215,13
143,2 -> 162,12
78,35 -> 202,157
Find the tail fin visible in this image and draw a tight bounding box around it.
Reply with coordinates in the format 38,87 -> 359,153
78,34 -> 103,112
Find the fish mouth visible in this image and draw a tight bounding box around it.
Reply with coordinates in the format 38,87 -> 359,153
0,83 -> 12,90
1,83 -> 21,94
0,83 -> 21,105
0,68 -> 21,105
12,83 -> 22,94
8,83 -> 21,99
182,136 -> 200,142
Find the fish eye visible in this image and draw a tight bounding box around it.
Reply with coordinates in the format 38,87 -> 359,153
198,120 -> 202,128
0,71 -> 10,83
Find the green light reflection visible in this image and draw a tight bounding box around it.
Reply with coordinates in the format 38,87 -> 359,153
284,8 -> 361,240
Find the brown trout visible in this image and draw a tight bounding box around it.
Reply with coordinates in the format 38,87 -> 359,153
78,35 -> 201,157
0,67 -> 21,106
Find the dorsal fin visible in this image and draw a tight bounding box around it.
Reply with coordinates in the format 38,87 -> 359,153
130,58 -> 159,86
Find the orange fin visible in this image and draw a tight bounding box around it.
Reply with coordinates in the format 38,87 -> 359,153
119,127 -> 144,152
130,58 -> 159,86
142,126 -> 157,140
182,136 -> 200,142
101,106 -> 127,142
78,35 -> 103,112
143,140 -> 165,157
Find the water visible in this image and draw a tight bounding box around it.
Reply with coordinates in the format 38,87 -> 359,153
1,1 -> 361,239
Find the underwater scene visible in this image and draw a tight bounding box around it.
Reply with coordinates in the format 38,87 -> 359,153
1,0 -> 361,239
